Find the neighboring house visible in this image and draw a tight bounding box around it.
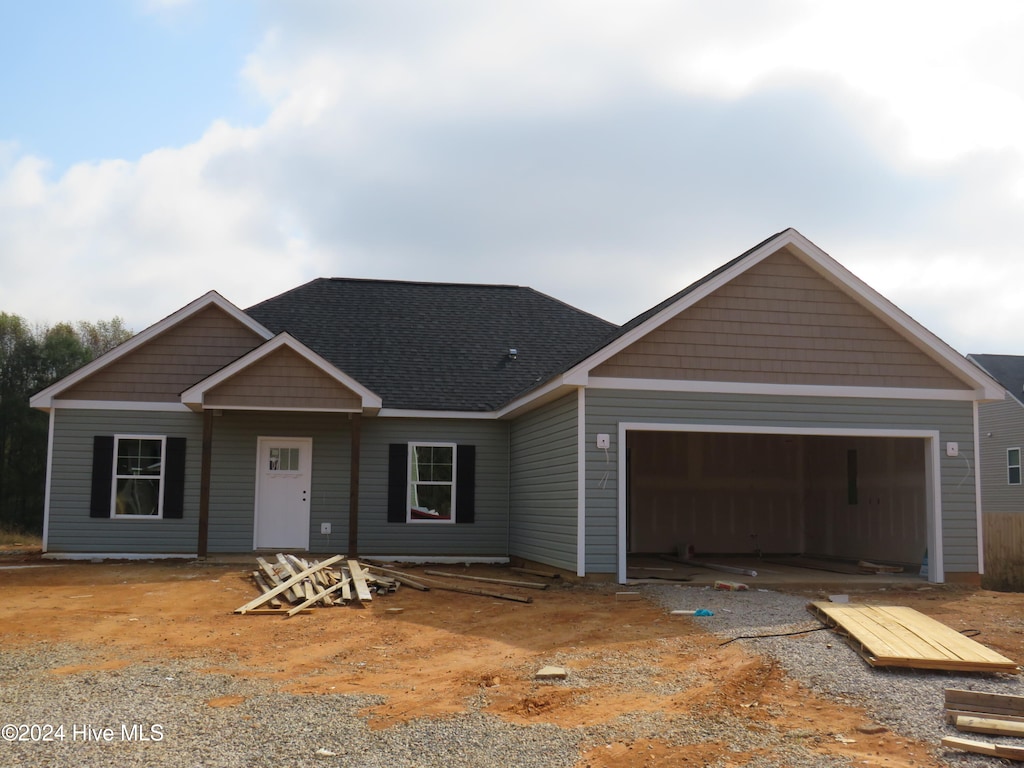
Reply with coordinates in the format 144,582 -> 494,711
966,354 -> 1024,588
31,229 -> 1003,583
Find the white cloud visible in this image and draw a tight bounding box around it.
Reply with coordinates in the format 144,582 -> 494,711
2,1 -> 1024,355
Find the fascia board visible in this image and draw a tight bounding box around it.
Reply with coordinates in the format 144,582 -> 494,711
785,230 -> 1005,400
180,332 -> 383,410
554,228 -> 1001,401
30,291 -> 272,410
558,231 -> 790,384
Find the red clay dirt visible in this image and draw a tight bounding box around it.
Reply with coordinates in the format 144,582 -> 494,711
1,553 -> 1022,767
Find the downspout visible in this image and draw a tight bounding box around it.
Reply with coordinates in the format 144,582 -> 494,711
197,409 -> 214,558
576,387 -> 586,578
348,412 -> 362,558
973,400 -> 985,576
41,409 -> 55,553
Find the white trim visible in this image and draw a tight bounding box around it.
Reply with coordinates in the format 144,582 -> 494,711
41,552 -> 198,560
406,442 -> 458,524
576,387 -> 586,578
614,421 -> 944,584
30,291 -> 271,411
50,400 -> 193,412
111,434 -> 167,519
356,555 -> 511,565
588,377 -> 980,402
201,405 -> 364,414
974,400 -> 985,575
378,408 -> 498,420
181,332 -> 382,412
41,410 -> 55,553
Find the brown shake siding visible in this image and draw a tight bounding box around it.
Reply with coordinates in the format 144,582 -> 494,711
593,247 -> 969,390
204,346 -> 363,410
58,306 -> 265,402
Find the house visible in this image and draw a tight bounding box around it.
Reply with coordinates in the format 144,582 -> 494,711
965,354 -> 1024,588
31,229 -> 1004,583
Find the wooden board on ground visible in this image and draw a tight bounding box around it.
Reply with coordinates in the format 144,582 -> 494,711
764,556 -> 865,575
945,688 -> 1024,723
941,735 -> 1024,760
808,602 -> 1019,674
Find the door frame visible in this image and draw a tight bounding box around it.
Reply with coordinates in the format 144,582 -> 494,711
614,422 -> 942,584
253,436 -> 313,550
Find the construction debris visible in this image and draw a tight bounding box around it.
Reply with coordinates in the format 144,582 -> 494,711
536,666 -> 569,680
714,580 -> 749,591
857,560 -> 905,574
235,557 -> 543,614
234,555 -> 397,616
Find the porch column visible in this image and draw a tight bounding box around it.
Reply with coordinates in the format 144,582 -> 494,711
197,409 -> 214,558
348,412 -> 362,557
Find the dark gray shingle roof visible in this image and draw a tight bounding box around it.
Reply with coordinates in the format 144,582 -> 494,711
970,354 -> 1024,405
245,278 -> 618,411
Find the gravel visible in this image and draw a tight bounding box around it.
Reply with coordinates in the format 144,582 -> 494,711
1,585 -> 1021,767
645,585 -> 1024,767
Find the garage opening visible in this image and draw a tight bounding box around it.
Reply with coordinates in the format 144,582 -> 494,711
626,430 -> 930,568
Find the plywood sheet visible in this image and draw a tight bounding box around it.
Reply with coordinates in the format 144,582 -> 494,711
808,602 -> 1019,674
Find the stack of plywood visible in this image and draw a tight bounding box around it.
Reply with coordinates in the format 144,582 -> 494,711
235,555 -> 396,617
942,688 -> 1024,760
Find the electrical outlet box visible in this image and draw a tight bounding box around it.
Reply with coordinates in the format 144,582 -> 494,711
596,433 -> 610,449
946,442 -> 959,457
320,522 -> 331,535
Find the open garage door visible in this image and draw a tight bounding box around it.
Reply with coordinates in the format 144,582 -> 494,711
626,430 -> 930,566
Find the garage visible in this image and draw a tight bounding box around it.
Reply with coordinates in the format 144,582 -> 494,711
625,426 -> 933,568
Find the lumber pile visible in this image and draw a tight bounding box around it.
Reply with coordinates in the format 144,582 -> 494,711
235,555 -> 397,617
942,688 -> 1024,760
235,557 -> 549,616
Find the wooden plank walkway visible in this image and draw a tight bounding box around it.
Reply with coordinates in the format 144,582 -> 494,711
808,602 -> 1019,674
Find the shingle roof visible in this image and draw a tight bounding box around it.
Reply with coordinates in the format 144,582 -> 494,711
969,354 -> 1024,405
245,278 -> 618,411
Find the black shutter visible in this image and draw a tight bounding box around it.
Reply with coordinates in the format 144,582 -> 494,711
89,436 -> 115,518
163,437 -> 187,519
387,443 -> 407,523
455,444 -> 475,524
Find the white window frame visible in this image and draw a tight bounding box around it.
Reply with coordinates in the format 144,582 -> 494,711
1009,447 -> 1022,486
407,442 -> 457,524
111,434 -> 167,518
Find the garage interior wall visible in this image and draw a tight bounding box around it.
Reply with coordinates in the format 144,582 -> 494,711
627,431 -> 927,565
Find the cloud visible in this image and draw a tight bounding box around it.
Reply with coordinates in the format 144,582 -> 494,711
2,1 -> 1024,356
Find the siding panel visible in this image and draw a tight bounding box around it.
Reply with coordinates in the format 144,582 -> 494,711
47,409 -> 204,553
509,394 -> 579,572
584,389 -> 976,576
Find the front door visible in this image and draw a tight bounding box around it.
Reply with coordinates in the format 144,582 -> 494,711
254,437 -> 312,550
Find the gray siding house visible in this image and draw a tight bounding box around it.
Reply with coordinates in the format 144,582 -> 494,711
966,354 -> 1024,588
31,229 -> 1003,583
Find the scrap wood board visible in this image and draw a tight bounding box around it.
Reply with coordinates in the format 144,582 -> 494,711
808,602 -> 1019,674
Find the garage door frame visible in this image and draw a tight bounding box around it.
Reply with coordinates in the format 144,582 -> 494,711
615,422 -> 942,584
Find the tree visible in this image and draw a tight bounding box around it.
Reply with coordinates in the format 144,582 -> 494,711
0,314 -> 132,533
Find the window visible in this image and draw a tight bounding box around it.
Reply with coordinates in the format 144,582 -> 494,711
1010,448 -> 1022,486
408,443 -> 456,523
268,447 -> 300,472
387,442 -> 475,524
90,435 -> 187,519
113,436 -> 166,516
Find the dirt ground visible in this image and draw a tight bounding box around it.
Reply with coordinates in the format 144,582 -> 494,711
2,551 -> 1023,767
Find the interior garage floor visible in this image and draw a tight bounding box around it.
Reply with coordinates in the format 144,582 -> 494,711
626,554 -> 929,590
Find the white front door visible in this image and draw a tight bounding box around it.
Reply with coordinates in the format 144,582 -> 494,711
254,437 -> 312,550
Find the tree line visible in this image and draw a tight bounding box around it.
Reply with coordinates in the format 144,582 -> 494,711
0,314 -> 132,533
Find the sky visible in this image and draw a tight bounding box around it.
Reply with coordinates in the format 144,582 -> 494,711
2,0 -> 1024,355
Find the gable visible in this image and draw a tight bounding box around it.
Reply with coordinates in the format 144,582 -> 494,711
592,246 -> 969,391
203,346 -> 364,410
58,305 -> 266,403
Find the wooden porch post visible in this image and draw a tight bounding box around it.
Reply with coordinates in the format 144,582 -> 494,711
198,409 -> 213,558
348,412 -> 362,557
